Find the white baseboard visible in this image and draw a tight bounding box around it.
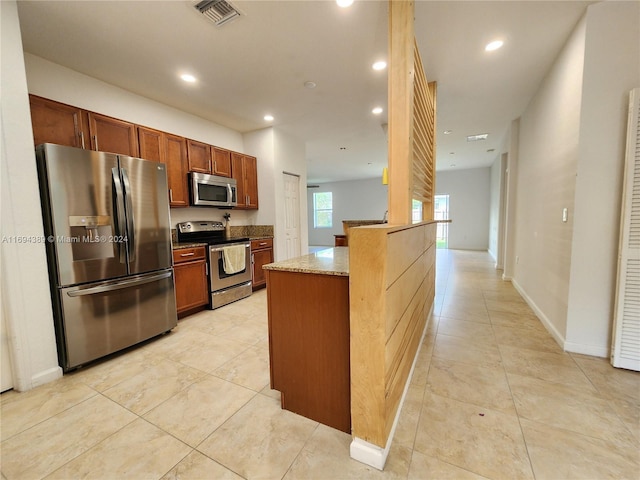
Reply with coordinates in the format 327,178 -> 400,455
510,279 -> 610,358
350,302 -> 434,470
31,366 -> 62,389
511,279 -> 565,349
563,341 -> 609,358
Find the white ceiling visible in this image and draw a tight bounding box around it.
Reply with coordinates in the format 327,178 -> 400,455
16,0 -> 594,184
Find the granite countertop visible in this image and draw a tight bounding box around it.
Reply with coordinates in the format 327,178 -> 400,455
263,247 -> 349,277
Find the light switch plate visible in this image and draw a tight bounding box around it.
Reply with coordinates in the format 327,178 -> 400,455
562,208 -> 568,222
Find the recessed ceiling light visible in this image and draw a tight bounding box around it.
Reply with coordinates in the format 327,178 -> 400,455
304,81 -> 317,89
372,61 -> 387,71
264,115 -> 274,121
180,74 -> 197,83
336,0 -> 353,7
485,40 -> 504,52
443,130 -> 452,135
467,133 -> 489,142
372,107 -> 383,115
451,164 -> 456,167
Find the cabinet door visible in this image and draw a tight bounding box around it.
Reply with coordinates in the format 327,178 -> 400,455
29,95 -> 88,148
187,139 -> 211,173
212,147 -> 232,177
137,127 -> 164,163
244,155 -> 259,209
174,260 -> 209,314
231,152 -> 247,209
164,134 -> 189,207
252,248 -> 273,290
88,112 -> 138,156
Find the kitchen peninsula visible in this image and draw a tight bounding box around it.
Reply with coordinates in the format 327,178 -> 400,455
263,247 -> 350,433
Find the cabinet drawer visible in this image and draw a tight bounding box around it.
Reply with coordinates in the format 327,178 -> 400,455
173,246 -> 206,264
251,238 -> 273,251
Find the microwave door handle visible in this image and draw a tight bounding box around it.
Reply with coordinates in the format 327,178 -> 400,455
111,168 -> 127,263
121,168 -> 136,262
227,184 -> 233,206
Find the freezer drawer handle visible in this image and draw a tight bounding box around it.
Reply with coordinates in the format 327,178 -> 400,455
66,271 -> 172,297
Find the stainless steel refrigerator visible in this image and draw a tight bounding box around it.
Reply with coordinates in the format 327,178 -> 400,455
36,143 -> 177,372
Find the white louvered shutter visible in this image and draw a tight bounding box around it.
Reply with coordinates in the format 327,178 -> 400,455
612,87 -> 640,371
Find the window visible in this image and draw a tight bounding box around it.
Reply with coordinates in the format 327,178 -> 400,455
434,194 -> 449,248
412,199 -> 423,223
313,192 -> 333,228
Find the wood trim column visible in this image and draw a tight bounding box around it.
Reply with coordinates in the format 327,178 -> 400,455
387,0 -> 415,225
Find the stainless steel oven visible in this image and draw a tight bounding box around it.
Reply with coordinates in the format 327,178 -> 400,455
176,221 -> 252,309
209,241 -> 252,308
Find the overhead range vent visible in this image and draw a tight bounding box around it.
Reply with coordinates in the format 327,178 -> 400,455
194,0 -> 242,27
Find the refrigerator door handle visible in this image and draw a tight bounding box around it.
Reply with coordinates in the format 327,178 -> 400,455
121,168 -> 136,263
111,168 -> 127,264
66,271 -> 172,297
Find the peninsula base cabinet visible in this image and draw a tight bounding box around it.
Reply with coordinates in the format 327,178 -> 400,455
265,269 -> 351,433
173,247 -> 208,317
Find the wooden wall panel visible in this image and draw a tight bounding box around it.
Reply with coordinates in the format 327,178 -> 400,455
385,224 -> 426,287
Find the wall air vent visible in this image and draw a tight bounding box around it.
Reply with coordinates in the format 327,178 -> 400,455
194,0 -> 242,27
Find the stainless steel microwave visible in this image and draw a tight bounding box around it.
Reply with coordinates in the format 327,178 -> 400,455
190,172 -> 237,208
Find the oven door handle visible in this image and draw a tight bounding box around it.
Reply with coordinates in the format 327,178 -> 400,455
210,243 -> 250,253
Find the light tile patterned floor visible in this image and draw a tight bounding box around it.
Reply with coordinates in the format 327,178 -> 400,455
1,250 -> 638,479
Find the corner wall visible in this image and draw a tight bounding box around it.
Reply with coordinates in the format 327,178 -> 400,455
565,1 -> 640,356
435,168 -> 491,250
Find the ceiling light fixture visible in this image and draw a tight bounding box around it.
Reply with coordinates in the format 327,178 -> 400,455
264,115 -> 274,121
443,130 -> 452,135
485,40 -> 504,52
372,107 -> 383,115
336,0 -> 354,7
304,81 -> 317,89
372,61 -> 387,71
467,133 -> 489,142
180,74 -> 197,83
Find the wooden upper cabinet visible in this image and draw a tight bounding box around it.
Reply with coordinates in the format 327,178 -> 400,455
88,112 -> 138,156
231,152 -> 259,210
187,139 -> 211,174
164,134 -> 189,208
29,95 -> 88,148
137,127 -> 164,163
212,147 -> 232,177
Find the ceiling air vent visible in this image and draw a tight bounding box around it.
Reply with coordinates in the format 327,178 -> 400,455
194,0 -> 242,27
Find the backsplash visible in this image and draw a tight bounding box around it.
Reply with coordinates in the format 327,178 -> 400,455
171,224 -> 274,243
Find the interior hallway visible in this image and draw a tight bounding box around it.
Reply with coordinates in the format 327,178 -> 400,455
1,250 -> 638,479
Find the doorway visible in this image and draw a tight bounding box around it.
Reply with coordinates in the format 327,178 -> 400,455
283,172 -> 301,259
434,194 -> 449,248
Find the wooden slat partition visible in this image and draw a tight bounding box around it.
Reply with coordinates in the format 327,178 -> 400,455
350,221 -> 436,447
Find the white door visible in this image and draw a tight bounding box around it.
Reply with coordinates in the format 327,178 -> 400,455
283,173 -> 301,259
1,304 -> 14,392
612,88 -> 640,371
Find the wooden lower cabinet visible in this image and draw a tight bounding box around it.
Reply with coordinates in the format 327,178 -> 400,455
173,247 -> 209,316
266,269 -> 351,433
251,238 -> 273,290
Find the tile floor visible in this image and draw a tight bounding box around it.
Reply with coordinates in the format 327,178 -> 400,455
1,250 -> 638,479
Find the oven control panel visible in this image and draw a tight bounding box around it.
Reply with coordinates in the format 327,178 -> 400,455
177,221 -> 224,233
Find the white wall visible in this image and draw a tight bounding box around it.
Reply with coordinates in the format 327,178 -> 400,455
1,2 -> 61,390
307,178 -> 388,246
511,14 -> 586,344
435,168 -> 491,251
565,1 -> 640,356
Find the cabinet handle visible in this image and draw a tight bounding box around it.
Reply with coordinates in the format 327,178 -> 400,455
180,252 -> 195,257
213,160 -> 217,172
79,131 -> 85,149
259,242 -> 267,246
93,135 -> 98,151
251,253 -> 254,265
169,189 -> 173,202
246,195 -> 249,205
